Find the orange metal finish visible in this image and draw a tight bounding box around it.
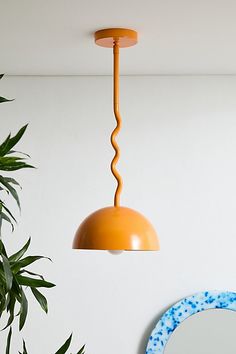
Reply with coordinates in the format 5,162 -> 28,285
73,28 -> 160,251
73,206 -> 160,251
95,28 -> 138,48
111,41 -> 122,206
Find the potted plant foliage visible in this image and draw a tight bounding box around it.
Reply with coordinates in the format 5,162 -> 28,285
0,74 -> 85,354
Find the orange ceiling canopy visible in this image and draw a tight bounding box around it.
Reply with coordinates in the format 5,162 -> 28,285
73,28 -> 160,251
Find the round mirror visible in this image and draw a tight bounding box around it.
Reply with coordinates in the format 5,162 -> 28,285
165,309 -> 236,353
146,291 -> 236,354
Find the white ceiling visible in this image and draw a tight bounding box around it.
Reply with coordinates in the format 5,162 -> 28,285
1,0 -> 236,75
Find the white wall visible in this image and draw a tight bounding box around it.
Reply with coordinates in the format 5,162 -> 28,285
1,75 -> 236,354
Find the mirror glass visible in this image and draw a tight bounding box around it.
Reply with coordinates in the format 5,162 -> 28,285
164,309 -> 236,354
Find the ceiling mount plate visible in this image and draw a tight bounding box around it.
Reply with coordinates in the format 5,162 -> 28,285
94,28 -> 138,48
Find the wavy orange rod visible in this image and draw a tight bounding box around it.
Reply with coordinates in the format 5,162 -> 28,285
111,40 -> 123,207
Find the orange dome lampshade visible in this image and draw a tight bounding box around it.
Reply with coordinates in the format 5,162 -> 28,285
73,28 -> 160,251
73,207 -> 159,251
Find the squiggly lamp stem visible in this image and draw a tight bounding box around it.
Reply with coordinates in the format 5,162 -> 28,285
111,41 -> 123,207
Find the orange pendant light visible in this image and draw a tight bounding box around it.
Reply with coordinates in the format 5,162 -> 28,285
73,28 -> 160,251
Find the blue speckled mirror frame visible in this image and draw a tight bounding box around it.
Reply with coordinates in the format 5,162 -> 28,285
146,291 -> 236,354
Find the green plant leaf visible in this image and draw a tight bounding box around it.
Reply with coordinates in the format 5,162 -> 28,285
11,275 -> 21,302
18,269 -> 45,281
5,326 -> 12,354
0,186 -> 10,195
0,211 -> 3,236
0,239 -> 8,257
11,256 -> 51,273
0,134 -> 10,156
19,289 -> 28,330
6,290 -> 11,308
55,333 -> 73,354
8,150 -> 30,158
9,238 -> 31,262
2,202 -> 17,224
0,125 -> 28,157
0,97 -> 14,103
77,344 -> 86,354
2,255 -> 13,291
0,74 -> 13,104
0,283 -> 7,314
2,295 -> 16,330
1,212 -> 12,223
31,287 -> 48,313
19,340 -> 28,354
0,175 -> 20,209
3,177 -> 22,188
1,212 -> 14,231
0,260 -> 6,275
16,275 -> 55,288
0,163 -> 34,172
0,158 -> 34,171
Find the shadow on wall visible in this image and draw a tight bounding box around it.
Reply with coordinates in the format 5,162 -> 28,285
137,301 -> 177,354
